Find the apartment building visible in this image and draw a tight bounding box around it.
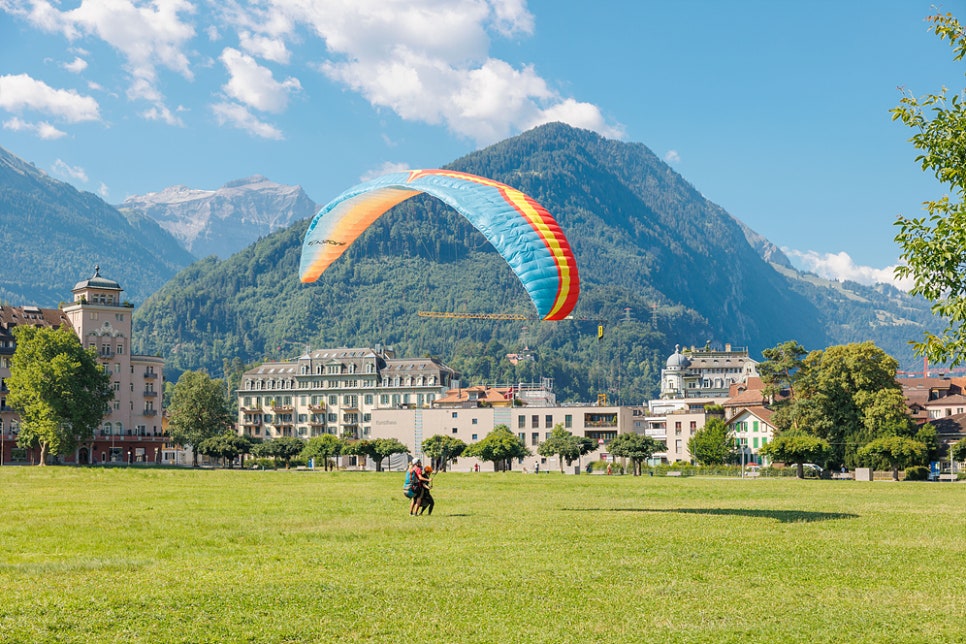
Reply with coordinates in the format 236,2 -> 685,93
236,346 -> 458,441
0,267 -> 166,465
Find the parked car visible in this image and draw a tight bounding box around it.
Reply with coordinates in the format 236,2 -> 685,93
802,463 -> 824,478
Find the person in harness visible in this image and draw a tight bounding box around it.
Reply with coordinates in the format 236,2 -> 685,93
405,458 -> 430,515
416,465 -> 434,516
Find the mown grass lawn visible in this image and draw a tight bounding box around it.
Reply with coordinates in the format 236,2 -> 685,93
0,466 -> 962,643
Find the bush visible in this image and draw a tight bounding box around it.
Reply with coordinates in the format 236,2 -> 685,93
903,465 -> 930,481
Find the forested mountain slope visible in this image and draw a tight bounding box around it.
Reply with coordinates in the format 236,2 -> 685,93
131,123 -> 941,401
0,145 -> 194,306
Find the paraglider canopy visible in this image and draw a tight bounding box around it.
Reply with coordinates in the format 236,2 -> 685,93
299,169 -> 579,321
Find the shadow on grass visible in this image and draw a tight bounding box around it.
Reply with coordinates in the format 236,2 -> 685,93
567,507 -> 858,523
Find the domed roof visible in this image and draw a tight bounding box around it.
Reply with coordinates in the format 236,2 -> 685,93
666,344 -> 690,369
73,265 -> 121,291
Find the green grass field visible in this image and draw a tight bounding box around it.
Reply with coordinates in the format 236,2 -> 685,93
0,467 -> 963,643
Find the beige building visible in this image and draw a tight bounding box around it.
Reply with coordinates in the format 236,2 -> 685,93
1,267 -> 166,465
236,347 -> 458,442
368,382 -> 650,472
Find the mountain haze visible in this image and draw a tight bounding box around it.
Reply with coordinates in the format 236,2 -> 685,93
118,176 -> 318,259
0,145 -> 195,306
131,124 -> 942,401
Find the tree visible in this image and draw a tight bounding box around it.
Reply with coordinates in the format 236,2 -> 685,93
7,325 -> 112,465
197,433 -> 251,468
779,342 -> 904,467
759,432 -> 830,479
345,438 -> 409,471
687,417 -> 734,466
607,432 -> 665,476
167,370 -> 235,467
421,434 -> 467,472
893,12 -> 966,366
857,436 -> 927,481
302,434 -> 344,471
758,340 -> 806,401
951,438 -> 966,464
463,425 -> 530,471
537,425 -> 583,473
914,423 -> 942,464
268,436 -> 306,469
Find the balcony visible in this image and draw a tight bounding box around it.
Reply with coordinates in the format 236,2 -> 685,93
143,390 -> 157,397
143,409 -> 157,416
308,404 -> 326,412
143,371 -> 158,378
271,405 -> 294,413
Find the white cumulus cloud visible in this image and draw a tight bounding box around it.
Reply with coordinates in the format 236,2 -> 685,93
784,249 -> 914,291
63,56 -> 88,73
8,0 -> 195,120
3,116 -> 67,139
228,0 -> 621,144
0,73 -> 100,122
220,48 -> 301,113
360,162 -> 412,182
664,150 -> 681,163
51,158 -> 88,183
211,101 -> 284,139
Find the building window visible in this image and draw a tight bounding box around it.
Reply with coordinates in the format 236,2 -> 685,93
531,432 -> 539,445
545,415 -> 553,429
565,415 -> 572,429
531,415 -> 539,429
518,415 -> 526,429
471,418 -> 478,425
471,434 -> 478,441
452,412 -> 458,419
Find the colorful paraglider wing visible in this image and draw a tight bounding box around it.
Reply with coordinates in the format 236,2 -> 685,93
299,169 -> 579,320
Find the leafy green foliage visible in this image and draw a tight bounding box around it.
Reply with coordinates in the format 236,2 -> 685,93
251,436 -> 305,469
167,371 -> 235,466
6,325 -> 112,464
903,465 -> 931,481
952,438 -> 966,462
421,434 -> 467,472
302,434 -> 344,471
759,433 -> 830,479
687,417 -> 734,466
776,342 -> 904,467
537,424 -> 587,472
607,432 -> 665,475
463,425 -> 530,471
344,438 -> 409,471
857,436 -> 928,481
758,340 -> 806,399
892,12 -> 966,366
196,433 -> 253,468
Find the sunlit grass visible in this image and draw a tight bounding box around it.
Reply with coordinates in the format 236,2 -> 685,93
0,467 -> 962,643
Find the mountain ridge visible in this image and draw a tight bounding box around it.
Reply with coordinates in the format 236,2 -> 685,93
128,123 -> 942,400
118,175 -> 318,259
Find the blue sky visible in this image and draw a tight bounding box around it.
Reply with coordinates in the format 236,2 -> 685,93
1,0 -> 962,288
